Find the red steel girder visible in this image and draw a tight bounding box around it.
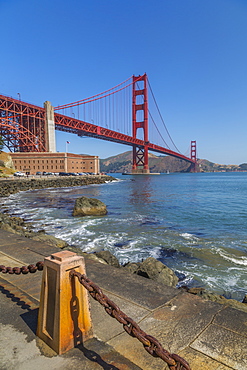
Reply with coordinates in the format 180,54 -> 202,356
0,95 -> 47,152
54,113 -> 146,146
0,95 -> 45,118
0,118 -> 46,152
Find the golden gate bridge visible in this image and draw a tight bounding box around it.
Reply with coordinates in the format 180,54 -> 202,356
0,74 -> 197,173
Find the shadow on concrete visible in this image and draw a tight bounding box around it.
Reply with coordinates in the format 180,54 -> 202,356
20,308 -> 38,335
0,284 -> 33,311
0,283 -> 39,335
75,342 -> 120,370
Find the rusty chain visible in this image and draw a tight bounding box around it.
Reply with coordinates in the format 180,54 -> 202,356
70,269 -> 191,370
0,261 -> 44,274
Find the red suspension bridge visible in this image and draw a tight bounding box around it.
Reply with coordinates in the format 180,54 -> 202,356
0,74 -> 197,173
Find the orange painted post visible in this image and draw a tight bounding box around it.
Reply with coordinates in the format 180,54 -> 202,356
37,250 -> 93,354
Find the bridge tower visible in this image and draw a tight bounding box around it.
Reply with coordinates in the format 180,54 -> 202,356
132,74 -> 150,174
190,140 -> 198,172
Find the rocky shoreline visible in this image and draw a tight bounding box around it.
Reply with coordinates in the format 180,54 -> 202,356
0,175 -> 115,248
0,175 -> 115,197
0,176 -> 246,311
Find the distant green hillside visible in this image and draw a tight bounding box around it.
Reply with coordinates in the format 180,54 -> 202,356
100,151 -> 245,173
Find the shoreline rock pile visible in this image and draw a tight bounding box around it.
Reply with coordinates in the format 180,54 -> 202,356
0,175 -> 114,197
0,176 -> 114,248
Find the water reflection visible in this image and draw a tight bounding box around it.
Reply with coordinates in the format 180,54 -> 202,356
129,176 -> 154,205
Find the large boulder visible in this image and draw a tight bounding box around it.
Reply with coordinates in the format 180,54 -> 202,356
95,250 -> 120,268
73,196 -> 107,216
31,233 -> 69,249
124,257 -> 178,287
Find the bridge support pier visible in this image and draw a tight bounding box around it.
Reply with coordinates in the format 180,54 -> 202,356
44,101 -> 56,152
132,146 -> 150,174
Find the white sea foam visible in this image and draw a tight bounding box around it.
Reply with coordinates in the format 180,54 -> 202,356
180,232 -> 199,241
218,250 -> 247,266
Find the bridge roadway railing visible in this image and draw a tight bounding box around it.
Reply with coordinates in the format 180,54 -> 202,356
0,250 -> 190,370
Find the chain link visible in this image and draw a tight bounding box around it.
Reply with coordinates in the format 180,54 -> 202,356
0,261 -> 44,275
71,270 -> 191,370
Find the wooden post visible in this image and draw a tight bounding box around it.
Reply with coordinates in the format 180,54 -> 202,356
37,250 -> 93,354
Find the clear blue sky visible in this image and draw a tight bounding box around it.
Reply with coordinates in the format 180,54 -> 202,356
1,0 -> 246,164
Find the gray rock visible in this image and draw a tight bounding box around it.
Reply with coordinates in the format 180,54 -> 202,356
95,250 -> 120,268
0,223 -> 19,234
242,295 -> 247,304
73,196 -> 107,216
123,257 -> 178,287
84,253 -> 108,264
188,287 -> 205,295
31,233 -> 69,249
123,262 -> 141,274
138,257 -> 179,287
193,290 -> 247,313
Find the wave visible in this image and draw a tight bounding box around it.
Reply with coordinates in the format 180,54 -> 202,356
218,249 -> 247,266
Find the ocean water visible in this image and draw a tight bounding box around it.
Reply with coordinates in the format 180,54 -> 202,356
1,172 -> 247,301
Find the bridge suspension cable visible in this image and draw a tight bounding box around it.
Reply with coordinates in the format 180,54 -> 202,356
54,76 -> 142,110
147,78 -> 181,154
53,74 -> 190,163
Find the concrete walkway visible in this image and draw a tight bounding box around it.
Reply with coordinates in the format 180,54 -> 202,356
0,229 -> 246,370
